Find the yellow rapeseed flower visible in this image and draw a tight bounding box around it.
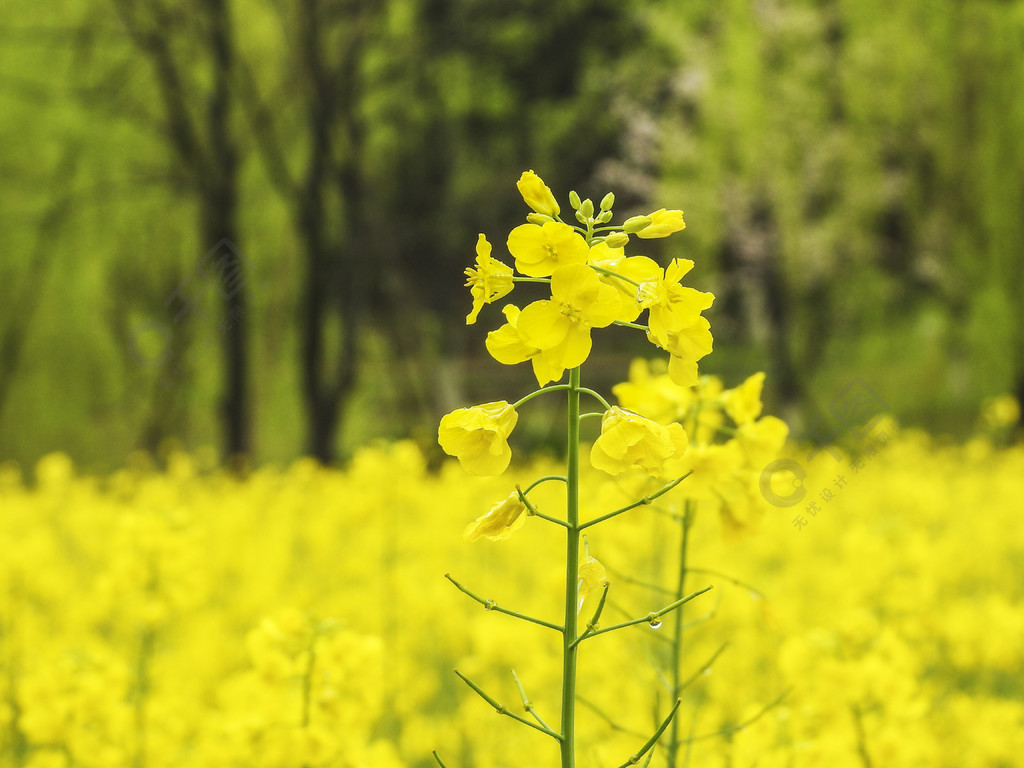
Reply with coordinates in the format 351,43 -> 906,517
507,222 -> 588,277
587,244 -> 661,323
464,234 -> 513,325
514,264 -> 621,385
464,492 -> 528,542
438,401 -> 518,475
516,170 -> 560,217
639,259 -> 715,351
657,317 -> 714,388
722,372 -> 766,426
590,406 -> 689,478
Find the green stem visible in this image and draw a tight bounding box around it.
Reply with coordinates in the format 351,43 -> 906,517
445,574 -> 563,632
667,501 -> 694,768
612,320 -> 650,331
454,669 -> 563,741
513,385 -> 610,412
615,697 -> 683,768
522,475 -> 568,493
589,264 -> 642,288
579,473 -> 691,531
585,586 -> 712,639
560,365 -> 582,768
578,387 -> 613,411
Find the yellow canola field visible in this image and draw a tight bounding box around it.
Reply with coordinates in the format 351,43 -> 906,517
0,433 -> 1021,768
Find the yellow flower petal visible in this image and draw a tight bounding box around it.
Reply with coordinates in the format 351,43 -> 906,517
507,222 -> 589,277
438,401 -> 518,476
464,492 -> 528,542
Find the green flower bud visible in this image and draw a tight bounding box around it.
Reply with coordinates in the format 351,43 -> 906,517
526,212 -> 555,225
569,190 -> 582,210
580,198 -> 594,219
596,210 -> 613,223
599,192 -> 615,211
623,215 -> 653,233
603,232 -> 630,248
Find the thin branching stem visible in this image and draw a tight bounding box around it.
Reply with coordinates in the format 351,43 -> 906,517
516,485 -> 570,529
580,473 -> 692,531
569,582 -> 609,649
444,574 -> 563,632
615,697 -> 683,768
453,669 -> 563,741
512,668 -> 556,733
584,586 -> 712,640
677,689 -> 791,744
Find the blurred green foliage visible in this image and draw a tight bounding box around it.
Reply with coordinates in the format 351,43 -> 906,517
0,0 -> 1022,469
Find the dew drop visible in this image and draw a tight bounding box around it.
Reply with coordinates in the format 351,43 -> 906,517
648,619 -> 662,629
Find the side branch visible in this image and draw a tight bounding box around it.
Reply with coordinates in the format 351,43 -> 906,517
614,696 -> 683,768
517,485 -> 569,529
580,473 -> 692,531
444,574 -> 563,632
453,669 -> 564,741
586,585 -> 712,640
678,689 -> 791,744
511,668 -> 556,733
569,582 -> 609,649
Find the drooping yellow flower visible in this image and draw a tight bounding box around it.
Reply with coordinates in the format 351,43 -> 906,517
516,170 -> 560,217
464,234 -> 513,325
577,551 -> 607,613
639,259 -> 715,350
464,491 -> 527,542
722,372 -> 766,426
507,222 -> 589,277
514,264 -> 621,385
634,209 -> 686,239
654,317 -> 714,389
590,407 -> 689,478
438,401 -> 518,475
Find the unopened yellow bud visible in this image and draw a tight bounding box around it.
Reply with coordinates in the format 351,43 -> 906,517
526,212 -> 555,225
623,215 -> 653,233
635,209 -> 686,239
603,232 -> 630,248
599,192 -> 615,211
517,170 -> 560,217
569,190 -> 582,210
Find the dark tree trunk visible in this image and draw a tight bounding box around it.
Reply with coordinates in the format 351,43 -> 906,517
204,0 -> 249,463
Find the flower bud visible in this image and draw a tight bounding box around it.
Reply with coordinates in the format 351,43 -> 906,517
579,198 -> 595,219
603,232 -> 630,248
623,215 -> 653,233
516,170 -> 560,217
596,210 -> 613,223
569,190 -> 582,210
635,209 -> 686,239
526,212 -> 555,225
599,192 -> 615,211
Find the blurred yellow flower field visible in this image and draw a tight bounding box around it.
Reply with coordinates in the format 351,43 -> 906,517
1,425 -> 1021,767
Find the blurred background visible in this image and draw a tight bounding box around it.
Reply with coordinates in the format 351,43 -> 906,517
1,0 -> 1022,471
